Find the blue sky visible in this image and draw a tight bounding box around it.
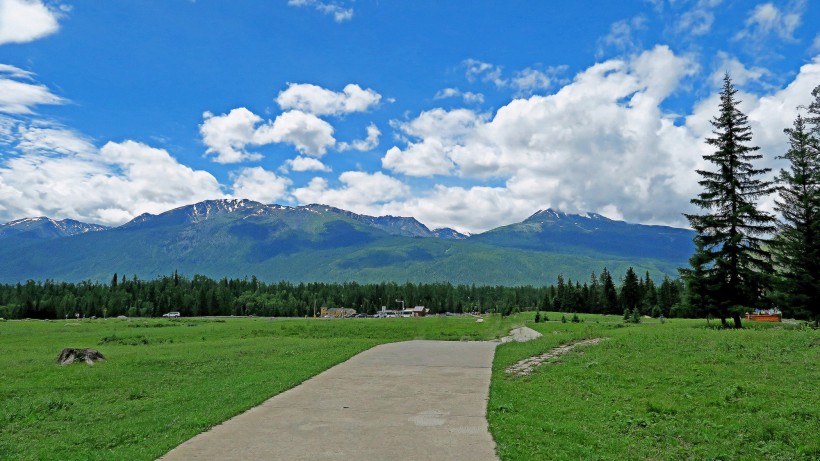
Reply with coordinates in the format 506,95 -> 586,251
1,0 -> 818,232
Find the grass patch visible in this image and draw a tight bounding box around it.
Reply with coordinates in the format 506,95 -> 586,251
489,313 -> 820,460
0,315 -> 516,460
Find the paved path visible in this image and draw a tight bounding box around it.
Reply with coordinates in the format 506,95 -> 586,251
159,340 -> 500,461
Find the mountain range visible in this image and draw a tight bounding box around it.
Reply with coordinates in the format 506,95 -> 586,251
0,199 -> 695,285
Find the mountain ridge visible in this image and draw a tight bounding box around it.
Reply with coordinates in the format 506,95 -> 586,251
0,199 -> 695,285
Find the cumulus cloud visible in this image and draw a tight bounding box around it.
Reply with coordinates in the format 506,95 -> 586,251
230,166 -> 292,204
276,83 -> 381,116
0,135 -> 225,225
199,108 -> 264,163
281,155 -> 331,172
0,0 -> 62,45
378,47 -> 820,232
255,110 -> 335,157
381,185 -> 533,234
384,46 -> 704,229
200,105 -> 338,161
287,0 -> 353,22
382,108 -> 483,177
0,64 -> 65,114
291,171 -> 408,212
338,123 -> 380,152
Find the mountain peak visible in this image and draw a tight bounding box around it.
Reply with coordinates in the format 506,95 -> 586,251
525,208 -> 610,223
0,216 -> 108,240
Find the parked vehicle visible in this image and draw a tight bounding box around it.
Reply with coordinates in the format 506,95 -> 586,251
162,311 -> 181,318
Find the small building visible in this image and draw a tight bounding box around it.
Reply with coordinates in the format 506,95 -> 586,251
404,306 -> 428,317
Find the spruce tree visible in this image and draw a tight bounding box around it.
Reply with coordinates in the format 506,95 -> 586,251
600,268 -> 619,314
684,74 -> 776,328
771,96 -> 820,325
620,267 -> 641,312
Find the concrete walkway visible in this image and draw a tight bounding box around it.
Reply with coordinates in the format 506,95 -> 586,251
159,340 -> 500,461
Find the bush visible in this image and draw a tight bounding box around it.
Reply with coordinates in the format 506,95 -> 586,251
534,311 -> 542,323
571,313 -> 581,323
561,314 -> 567,323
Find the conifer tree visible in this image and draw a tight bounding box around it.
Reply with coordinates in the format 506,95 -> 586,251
771,94 -> 820,325
620,267 -> 641,312
684,74 -> 776,328
600,268 -> 619,314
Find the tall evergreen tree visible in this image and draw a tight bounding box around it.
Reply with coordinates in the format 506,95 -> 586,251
642,271 -> 658,311
620,267 -> 641,312
684,74 -> 777,328
771,101 -> 820,325
600,268 -> 619,314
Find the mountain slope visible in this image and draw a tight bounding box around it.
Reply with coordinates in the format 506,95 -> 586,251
0,201 -> 694,284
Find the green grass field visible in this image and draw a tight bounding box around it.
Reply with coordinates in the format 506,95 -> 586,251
0,316 -> 515,461
2,314 -> 818,460
489,314 -> 820,460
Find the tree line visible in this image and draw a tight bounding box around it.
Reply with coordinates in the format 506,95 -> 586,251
683,77 -> 819,327
0,268 -> 688,320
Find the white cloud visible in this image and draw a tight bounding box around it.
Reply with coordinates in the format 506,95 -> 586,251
811,34 -> 820,54
434,87 -> 484,104
0,137 -> 225,225
16,123 -> 96,155
276,83 -> 381,116
230,166 -> 291,204
381,185 -> 533,234
287,0 -> 353,22
510,68 -> 553,94
463,59 -> 506,87
291,171 -> 408,212
711,51 -> 773,88
597,16 -> 647,56
338,123 -> 380,152
282,155 -> 331,172
735,1 -> 805,43
200,105 -> 339,161
383,46 -> 705,229
0,0 -> 61,45
199,108 -> 264,163
255,110 -> 335,157
0,64 -> 65,114
382,108 -> 483,177
377,47 -> 820,233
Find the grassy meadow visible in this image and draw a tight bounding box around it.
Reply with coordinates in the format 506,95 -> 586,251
0,315 -> 515,461
489,314 -> 820,460
1,313 -> 817,460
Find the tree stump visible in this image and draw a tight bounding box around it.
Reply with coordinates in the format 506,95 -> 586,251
57,348 -> 105,366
